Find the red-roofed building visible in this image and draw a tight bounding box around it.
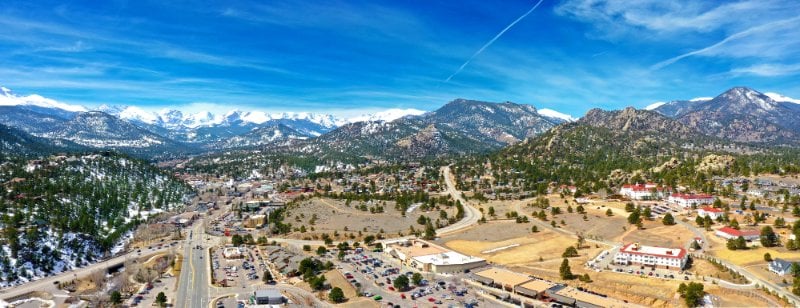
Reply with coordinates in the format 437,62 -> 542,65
697,207 -> 725,220
668,193 -> 715,208
619,183 -> 670,200
715,227 -> 760,241
613,243 -> 688,269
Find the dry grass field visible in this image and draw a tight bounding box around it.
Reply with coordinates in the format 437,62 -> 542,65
324,270 -> 358,300
444,224 -> 604,266
283,198 -> 455,238
620,222 -> 693,248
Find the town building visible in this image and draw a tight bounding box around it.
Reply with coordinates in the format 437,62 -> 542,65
254,289 -> 284,305
473,268 -> 533,292
613,243 -> 688,269
619,183 -> 669,200
769,259 -> 794,276
696,207 -> 725,220
384,239 -> 486,274
222,247 -> 245,259
668,193 -> 715,208
714,226 -> 761,241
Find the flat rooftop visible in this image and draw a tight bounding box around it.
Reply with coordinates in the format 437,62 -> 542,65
474,267 -> 532,286
517,279 -> 556,292
412,251 -> 484,266
555,287 -> 625,308
620,243 -> 686,259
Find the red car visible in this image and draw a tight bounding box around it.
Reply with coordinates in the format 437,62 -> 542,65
388,286 -> 395,291
428,297 -> 435,302
400,294 -> 406,299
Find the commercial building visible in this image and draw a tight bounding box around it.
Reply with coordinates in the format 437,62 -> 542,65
473,268 -> 533,292
546,285 -> 627,308
222,247 -> 245,259
384,239 -> 486,274
613,243 -> 688,269
513,279 -> 557,299
254,289 -> 284,305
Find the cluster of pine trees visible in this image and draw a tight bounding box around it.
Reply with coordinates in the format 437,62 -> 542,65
0,153 -> 192,283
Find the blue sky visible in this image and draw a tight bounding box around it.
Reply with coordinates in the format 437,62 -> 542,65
1,0 -> 799,117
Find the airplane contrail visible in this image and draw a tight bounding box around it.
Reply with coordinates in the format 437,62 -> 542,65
444,0 -> 546,83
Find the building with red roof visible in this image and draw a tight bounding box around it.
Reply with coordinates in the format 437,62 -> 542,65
619,183 -> 670,200
715,226 -> 760,241
613,243 -> 688,269
668,193 -> 715,208
697,207 -> 725,220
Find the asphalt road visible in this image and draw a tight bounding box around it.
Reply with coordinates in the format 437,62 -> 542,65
435,166 -> 481,237
0,243 -> 171,302
175,221 -> 210,308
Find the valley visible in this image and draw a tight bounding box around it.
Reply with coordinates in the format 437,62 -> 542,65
2,88 -> 800,308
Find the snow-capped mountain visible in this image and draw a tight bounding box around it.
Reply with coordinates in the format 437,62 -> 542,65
0,86 -> 87,112
652,87 -> 800,143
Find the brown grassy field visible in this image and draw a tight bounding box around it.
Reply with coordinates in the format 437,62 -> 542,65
620,222 -> 692,248
283,198 -> 455,239
445,225 -> 604,266
325,270 -> 359,300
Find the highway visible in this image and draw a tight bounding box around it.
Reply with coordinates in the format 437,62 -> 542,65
0,242 -> 171,302
175,220 -> 210,308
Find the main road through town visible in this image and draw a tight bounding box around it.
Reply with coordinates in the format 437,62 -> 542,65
175,219 -> 210,308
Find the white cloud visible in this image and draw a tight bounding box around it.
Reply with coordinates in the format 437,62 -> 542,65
555,0 -> 794,36
651,16 -> 800,69
644,102 -> 665,110
538,108 -> 576,121
765,92 -> 800,104
730,63 -> 800,77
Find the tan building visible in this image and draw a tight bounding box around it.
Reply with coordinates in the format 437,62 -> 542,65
243,214 -> 266,228
473,268 -> 533,292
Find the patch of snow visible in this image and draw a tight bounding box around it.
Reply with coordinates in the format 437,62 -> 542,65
346,108 -> 426,124
538,108 -> 576,121
689,97 -> 712,102
118,106 -> 160,124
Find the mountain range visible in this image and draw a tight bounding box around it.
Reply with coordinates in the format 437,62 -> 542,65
2,85 -> 800,160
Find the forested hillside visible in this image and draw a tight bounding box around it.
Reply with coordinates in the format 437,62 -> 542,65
0,153 -> 193,286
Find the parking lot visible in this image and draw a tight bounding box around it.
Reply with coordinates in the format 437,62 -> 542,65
328,248 -> 482,307
127,275 -> 176,307
588,246 -> 695,282
211,246 -> 264,287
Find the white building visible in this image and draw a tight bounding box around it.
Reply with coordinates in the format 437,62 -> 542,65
769,259 -> 794,276
668,193 -> 715,208
696,207 -> 725,220
385,239 -> 486,274
613,243 -> 688,269
715,227 -> 761,241
620,183 -> 669,200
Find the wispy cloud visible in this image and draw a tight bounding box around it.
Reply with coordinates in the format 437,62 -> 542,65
731,63 -> 800,77
651,16 -> 800,70
444,0 -> 545,82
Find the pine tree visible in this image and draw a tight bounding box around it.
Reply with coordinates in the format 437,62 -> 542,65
559,258 -> 573,280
